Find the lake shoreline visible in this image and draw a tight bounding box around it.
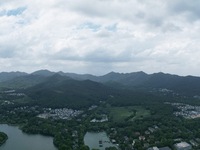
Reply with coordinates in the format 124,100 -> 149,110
0,124 -> 57,150
0,122 -> 55,142
0,132 -> 8,146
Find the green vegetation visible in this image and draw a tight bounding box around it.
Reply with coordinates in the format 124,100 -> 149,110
109,106 -> 150,122
1,71 -> 200,149
110,107 -> 134,122
25,74 -> 116,108
12,96 -> 32,104
0,132 -> 8,145
1,92 -> 200,149
131,106 -> 150,120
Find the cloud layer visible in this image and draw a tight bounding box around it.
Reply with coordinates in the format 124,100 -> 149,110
0,0 -> 200,76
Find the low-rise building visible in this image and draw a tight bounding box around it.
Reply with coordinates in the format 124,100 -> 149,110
139,136 -> 145,141
148,146 -> 159,150
174,142 -> 192,150
189,139 -> 198,147
159,146 -> 171,150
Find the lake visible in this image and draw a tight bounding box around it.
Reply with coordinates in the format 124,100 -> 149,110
0,124 -> 57,150
84,132 -> 118,150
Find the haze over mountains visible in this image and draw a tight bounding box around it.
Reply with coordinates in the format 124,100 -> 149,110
1,69 -> 200,94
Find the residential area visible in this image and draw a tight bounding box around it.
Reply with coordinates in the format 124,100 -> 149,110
38,108 -> 83,120
165,102 -> 200,119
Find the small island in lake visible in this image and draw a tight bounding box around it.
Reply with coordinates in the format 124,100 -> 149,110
0,132 -> 8,146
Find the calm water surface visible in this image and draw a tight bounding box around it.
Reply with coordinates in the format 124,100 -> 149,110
0,124 -> 57,150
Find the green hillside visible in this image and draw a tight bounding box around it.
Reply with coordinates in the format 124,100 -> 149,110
25,74 -> 116,108
0,75 -> 46,89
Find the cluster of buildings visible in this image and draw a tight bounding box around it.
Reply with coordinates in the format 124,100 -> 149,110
148,146 -> 171,150
147,141 -> 192,150
165,102 -> 200,119
1,90 -> 25,97
88,105 -> 97,110
139,125 -> 159,140
38,108 -> 83,120
1,90 -> 16,93
7,93 -> 25,96
1,100 -> 14,105
90,114 -> 108,123
174,142 -> 192,150
8,105 -> 39,114
130,124 -> 197,150
128,125 -> 160,149
158,88 -> 172,93
8,106 -> 39,114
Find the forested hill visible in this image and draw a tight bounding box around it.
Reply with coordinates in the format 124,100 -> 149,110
65,71 -> 200,95
0,71 -> 27,82
24,74 -> 117,108
0,75 -> 46,89
1,70 -> 200,96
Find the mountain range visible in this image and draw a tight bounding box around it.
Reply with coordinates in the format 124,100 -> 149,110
0,70 -> 200,108
1,70 -> 200,94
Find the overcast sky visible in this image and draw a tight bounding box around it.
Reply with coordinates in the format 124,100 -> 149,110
0,0 -> 200,76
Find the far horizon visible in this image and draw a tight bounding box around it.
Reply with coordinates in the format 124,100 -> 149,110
0,69 -> 199,78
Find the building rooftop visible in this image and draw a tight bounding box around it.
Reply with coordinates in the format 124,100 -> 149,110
175,142 -> 191,148
159,146 -> 171,150
176,142 -> 190,147
148,147 -> 159,150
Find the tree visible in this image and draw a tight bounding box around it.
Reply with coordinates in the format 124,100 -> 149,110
105,147 -> 118,150
80,145 -> 90,150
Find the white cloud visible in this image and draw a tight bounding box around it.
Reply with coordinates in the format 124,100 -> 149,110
0,0 -> 200,76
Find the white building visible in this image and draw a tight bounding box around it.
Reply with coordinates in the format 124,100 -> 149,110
148,147 -> 159,150
174,142 -> 192,150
